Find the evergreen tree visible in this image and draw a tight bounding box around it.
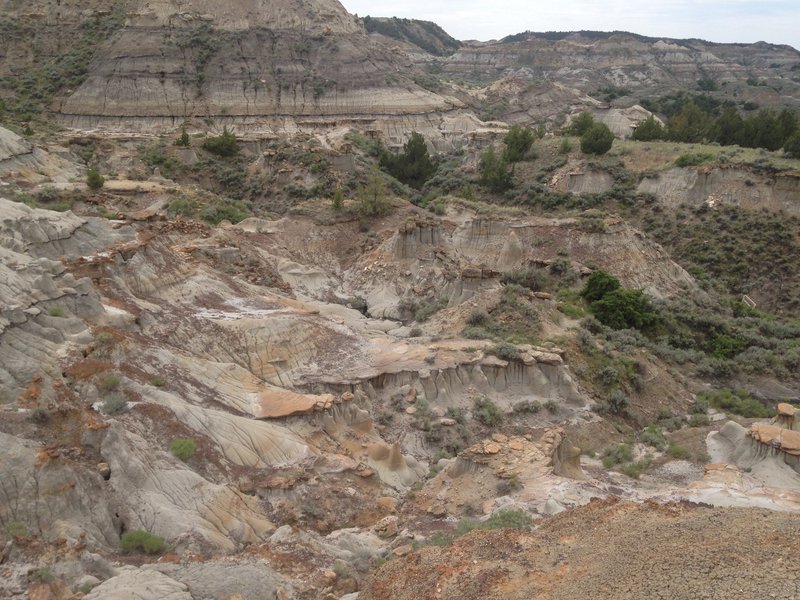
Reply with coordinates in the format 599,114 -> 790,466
357,168 -> 391,217
580,122 -> 614,155
503,125 -> 536,162
478,146 -> 513,192
667,102 -> 714,143
175,127 -> 190,147
713,107 -> 745,146
566,111 -> 595,136
630,116 -> 665,141
379,132 -> 436,189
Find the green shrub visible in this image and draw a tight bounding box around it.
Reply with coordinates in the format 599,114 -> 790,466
27,567 -> 53,583
169,438 -> 197,461
473,396 -> 503,427
501,267 -> 549,291
640,425 -> 667,450
606,389 -> 630,415
95,332 -> 114,345
463,326 -> 490,340
120,530 -> 166,554
202,127 -> 239,157
5,521 -> 29,539
559,138 -> 573,154
48,306 -> 65,317
98,373 -> 120,392
602,443 -> 633,467
696,388 -> 773,418
623,457 -> 651,479
591,288 -> 658,331
688,413 -> 711,427
166,197 -> 196,218
512,400 -> 542,414
415,298 -> 448,322
668,444 -> 690,459
466,308 -> 490,326
490,342 -> 519,361
102,394 -> 128,415
199,198 -> 250,225
86,168 -> 105,190
674,152 -> 714,167
580,122 -> 614,155
544,399 -> 559,414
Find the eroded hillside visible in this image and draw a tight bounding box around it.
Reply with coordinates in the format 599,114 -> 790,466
2,2 -> 800,599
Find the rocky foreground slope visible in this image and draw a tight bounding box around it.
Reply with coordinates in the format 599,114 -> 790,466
362,497 -> 800,600
2,178 -> 800,597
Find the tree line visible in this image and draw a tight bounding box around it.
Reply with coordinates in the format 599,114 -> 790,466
631,98 -> 800,158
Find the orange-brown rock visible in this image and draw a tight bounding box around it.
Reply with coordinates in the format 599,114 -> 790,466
750,423 -> 800,455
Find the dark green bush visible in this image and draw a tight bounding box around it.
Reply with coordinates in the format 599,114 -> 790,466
580,122 -> 614,155
591,289 -> 657,331
631,115 -> 666,141
380,132 -> 436,189
202,127 -> 239,157
581,269 -> 621,303
86,168 -> 105,190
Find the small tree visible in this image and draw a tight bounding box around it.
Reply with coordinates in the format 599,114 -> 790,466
357,168 -> 391,217
784,132 -> 800,159
503,125 -> 535,162
478,146 -> 513,192
86,168 -> 105,190
566,111 -> 595,136
580,122 -> 614,155
631,116 -> 665,141
175,127 -> 190,147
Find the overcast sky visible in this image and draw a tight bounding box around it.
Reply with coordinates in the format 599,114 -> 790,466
340,1 -> 800,50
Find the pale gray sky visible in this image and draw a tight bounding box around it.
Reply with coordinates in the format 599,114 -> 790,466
340,0 -> 800,50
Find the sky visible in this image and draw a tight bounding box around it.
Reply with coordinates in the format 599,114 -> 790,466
339,1 -> 800,50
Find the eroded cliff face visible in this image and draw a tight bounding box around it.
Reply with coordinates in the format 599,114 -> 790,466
437,33 -> 800,96
46,0 -> 461,131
